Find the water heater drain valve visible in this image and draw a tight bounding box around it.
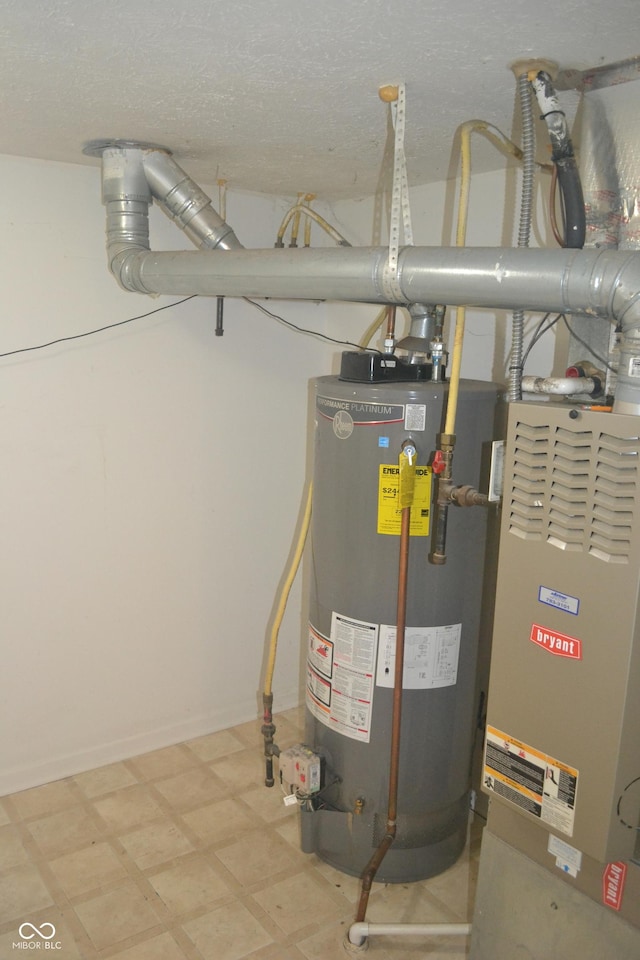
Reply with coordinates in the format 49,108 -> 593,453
279,744 -> 322,796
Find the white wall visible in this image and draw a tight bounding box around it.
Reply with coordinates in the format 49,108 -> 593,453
0,155 -> 340,794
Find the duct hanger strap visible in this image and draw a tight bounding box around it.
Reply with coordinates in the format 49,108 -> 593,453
382,82 -> 413,302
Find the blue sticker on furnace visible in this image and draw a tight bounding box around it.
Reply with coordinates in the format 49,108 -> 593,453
538,586 -> 580,616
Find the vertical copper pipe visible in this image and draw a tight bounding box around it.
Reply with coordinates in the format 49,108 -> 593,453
385,304 -> 397,342
354,503 -> 411,923
388,504 -> 410,823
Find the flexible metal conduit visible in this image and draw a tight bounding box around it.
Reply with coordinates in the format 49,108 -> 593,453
92,143 -> 640,413
509,72 -> 536,403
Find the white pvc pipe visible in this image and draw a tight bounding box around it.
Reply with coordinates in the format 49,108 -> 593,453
521,375 -> 596,396
347,920 -> 471,946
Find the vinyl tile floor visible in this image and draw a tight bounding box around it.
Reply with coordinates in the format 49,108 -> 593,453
0,708 -> 482,959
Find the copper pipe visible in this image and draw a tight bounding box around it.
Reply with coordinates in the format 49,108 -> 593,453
354,503 -> 411,924
385,305 -> 397,342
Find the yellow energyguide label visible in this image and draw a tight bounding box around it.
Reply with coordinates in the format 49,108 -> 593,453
377,464 -> 432,535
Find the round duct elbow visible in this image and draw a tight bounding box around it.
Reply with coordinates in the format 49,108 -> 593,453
105,198 -> 151,293
108,246 -> 152,294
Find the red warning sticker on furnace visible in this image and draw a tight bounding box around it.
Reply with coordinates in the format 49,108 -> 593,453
530,624 -> 582,660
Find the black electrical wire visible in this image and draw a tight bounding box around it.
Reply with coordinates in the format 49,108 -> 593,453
0,296 -> 197,360
0,294 -> 380,361
521,312 -> 563,370
520,312 -> 616,376
1,291 -> 616,379
243,297 -> 384,354
617,776 -> 640,831
562,316 -> 616,372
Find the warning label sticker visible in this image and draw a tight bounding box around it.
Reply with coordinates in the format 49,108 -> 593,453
308,625 -> 333,678
306,614 -> 377,743
306,662 -> 331,707
483,726 -> 578,836
378,464 -> 432,536
376,623 -> 461,689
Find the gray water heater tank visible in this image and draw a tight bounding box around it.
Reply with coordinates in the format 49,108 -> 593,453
301,374 -> 500,882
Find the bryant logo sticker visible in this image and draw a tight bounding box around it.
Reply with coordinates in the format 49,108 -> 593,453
530,624 -> 582,660
603,861 -> 627,911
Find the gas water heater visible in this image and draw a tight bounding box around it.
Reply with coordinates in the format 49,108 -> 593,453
297,372 -> 500,882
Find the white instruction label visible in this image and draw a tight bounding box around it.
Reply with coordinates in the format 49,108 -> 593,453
375,623 -> 461,689
484,726 -> 578,837
306,614 -> 378,743
332,612 -> 377,672
404,404 -> 427,431
548,834 -> 582,877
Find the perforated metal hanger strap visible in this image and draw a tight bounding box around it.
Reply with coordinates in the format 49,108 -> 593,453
382,82 -> 413,302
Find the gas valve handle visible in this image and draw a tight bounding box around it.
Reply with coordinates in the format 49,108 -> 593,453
432,450 -> 446,475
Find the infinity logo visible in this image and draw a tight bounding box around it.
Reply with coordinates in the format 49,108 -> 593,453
18,923 -> 56,940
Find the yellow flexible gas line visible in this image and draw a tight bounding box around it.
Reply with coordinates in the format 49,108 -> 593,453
444,121 -> 474,435
459,120 -> 552,174
290,193 -> 305,246
277,205 -> 351,247
303,195 -> 316,247
263,482 -> 313,699
444,119 -> 550,435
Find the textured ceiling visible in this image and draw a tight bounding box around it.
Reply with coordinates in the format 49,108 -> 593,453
1,0 -> 638,199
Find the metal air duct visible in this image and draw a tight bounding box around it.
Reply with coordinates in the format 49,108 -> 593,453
86,141 -> 640,414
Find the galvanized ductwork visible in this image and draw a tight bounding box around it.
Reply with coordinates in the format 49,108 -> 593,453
86,140 -> 640,415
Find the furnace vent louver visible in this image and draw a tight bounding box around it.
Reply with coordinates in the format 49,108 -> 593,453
590,433 -> 638,563
508,419 -> 639,563
509,423 -> 550,540
548,427 -> 592,551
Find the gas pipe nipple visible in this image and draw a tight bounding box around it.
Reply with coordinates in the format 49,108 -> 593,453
449,484 -> 489,508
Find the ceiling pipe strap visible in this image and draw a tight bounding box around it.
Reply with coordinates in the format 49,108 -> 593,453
384,82 -> 413,301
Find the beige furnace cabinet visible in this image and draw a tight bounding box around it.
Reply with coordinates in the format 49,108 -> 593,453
472,401 -> 640,959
